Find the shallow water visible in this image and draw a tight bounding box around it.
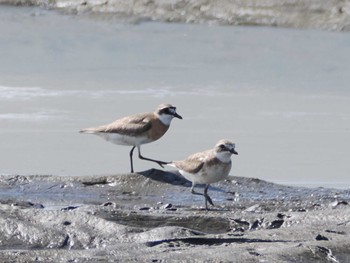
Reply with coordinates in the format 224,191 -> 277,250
1,6 -> 350,188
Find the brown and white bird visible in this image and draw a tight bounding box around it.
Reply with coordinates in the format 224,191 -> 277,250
168,139 -> 238,210
80,103 -> 182,173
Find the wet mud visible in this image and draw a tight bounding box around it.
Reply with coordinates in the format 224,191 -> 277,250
0,170 -> 349,262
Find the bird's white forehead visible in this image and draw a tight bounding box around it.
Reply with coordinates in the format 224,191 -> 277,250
216,139 -> 235,148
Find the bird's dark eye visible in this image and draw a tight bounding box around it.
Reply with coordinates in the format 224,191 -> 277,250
160,108 -> 169,114
219,144 -> 226,150
163,107 -> 175,115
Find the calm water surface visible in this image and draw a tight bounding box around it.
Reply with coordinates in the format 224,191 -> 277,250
1,6 -> 350,188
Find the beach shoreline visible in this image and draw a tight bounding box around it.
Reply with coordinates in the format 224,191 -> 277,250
1,0 -> 350,31
1,171 -> 349,262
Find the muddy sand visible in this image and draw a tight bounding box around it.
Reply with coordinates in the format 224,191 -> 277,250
0,170 -> 349,262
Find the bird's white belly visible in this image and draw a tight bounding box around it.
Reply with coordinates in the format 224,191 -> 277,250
96,133 -> 152,146
179,165 -> 229,185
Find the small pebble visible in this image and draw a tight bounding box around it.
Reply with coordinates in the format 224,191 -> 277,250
28,202 -> 45,209
277,213 -> 286,219
61,206 -> 79,211
232,219 -> 250,227
296,208 -> 307,212
328,200 -> 348,208
315,234 -> 329,241
250,218 -> 264,230
163,203 -> 172,209
267,220 -> 284,229
245,204 -> 259,212
32,204 -> 45,209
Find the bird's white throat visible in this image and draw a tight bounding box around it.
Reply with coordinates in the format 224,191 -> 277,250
216,151 -> 232,163
158,114 -> 173,126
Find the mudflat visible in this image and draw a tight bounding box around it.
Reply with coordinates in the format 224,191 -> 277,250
0,170 -> 349,262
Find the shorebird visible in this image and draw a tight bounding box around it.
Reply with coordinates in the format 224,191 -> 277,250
80,103 -> 182,173
168,139 -> 238,210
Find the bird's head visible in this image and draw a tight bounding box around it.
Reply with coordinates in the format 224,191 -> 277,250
156,103 -> 182,125
214,139 -> 238,162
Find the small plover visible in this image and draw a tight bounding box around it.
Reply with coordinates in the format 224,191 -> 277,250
168,139 -> 238,210
80,103 -> 182,173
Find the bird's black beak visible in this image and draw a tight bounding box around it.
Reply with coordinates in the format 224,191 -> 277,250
230,149 -> 238,155
174,112 -> 183,119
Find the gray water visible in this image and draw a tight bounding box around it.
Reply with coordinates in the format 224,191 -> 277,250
1,6 -> 350,188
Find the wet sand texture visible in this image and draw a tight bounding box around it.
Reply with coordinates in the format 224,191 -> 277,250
0,170 -> 349,262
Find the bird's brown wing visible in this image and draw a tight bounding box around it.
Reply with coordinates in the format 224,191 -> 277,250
81,113 -> 152,136
173,150 -> 212,174
174,159 -> 204,174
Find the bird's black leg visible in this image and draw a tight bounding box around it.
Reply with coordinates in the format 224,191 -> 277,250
191,184 -> 213,210
137,146 -> 169,168
204,184 -> 214,209
129,146 -> 136,173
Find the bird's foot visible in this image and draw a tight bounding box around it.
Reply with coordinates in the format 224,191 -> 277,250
206,195 -> 214,206
155,160 -> 170,168
205,195 -> 214,207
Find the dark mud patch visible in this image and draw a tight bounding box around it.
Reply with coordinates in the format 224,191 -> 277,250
98,210 -> 231,234
146,236 -> 291,247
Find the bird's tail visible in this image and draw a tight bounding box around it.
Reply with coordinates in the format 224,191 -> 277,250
79,128 -> 97,134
